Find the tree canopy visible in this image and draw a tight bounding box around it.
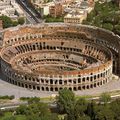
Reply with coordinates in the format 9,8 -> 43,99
83,1 -> 120,35
0,15 -> 25,28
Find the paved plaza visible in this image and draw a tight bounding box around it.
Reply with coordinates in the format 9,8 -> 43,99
0,78 -> 120,98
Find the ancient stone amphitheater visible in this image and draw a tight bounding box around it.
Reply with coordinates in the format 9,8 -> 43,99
0,23 -> 120,92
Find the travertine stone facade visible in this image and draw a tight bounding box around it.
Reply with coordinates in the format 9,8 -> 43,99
0,23 -> 120,92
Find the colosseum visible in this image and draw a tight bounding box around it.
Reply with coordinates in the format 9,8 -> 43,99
0,23 -> 120,92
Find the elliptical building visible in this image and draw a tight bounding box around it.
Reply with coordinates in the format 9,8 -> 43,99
0,23 -> 120,92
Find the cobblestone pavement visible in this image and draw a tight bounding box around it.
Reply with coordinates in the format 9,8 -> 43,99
0,79 -> 120,98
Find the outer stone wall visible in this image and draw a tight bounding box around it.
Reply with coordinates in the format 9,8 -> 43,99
0,23 -> 119,92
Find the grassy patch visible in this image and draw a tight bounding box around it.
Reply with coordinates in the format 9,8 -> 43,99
44,15 -> 64,22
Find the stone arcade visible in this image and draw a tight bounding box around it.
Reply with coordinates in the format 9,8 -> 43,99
0,23 -> 120,92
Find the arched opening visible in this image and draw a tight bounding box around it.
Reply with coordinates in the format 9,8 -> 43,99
18,82 -> 20,86
41,79 -> 44,83
21,83 -> 24,87
69,87 -> 72,91
73,80 -> 76,84
50,87 -> 53,91
100,81 -> 102,85
82,78 -> 85,82
42,87 -> 44,91
12,80 -> 14,84
87,77 -> 89,81
55,80 -> 57,85
90,77 -> 93,81
29,85 -> 32,89
78,86 -> 81,90
33,86 -> 36,90
87,85 -> 89,89
64,80 -> 67,85
73,87 -> 77,91
90,84 -> 93,88
78,78 -> 81,83
82,86 -> 85,90
94,83 -> 96,87
55,87 -> 58,91
50,79 -> 53,84
37,86 -> 40,90
25,84 -> 28,88
103,80 -> 105,84
15,81 -> 17,85
59,80 -> 62,85
46,87 -> 49,91
9,79 -> 11,83
59,87 -> 62,90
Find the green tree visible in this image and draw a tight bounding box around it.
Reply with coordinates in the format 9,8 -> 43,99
86,11 -> 95,22
56,88 -> 75,114
12,21 -> 18,27
28,102 -> 49,116
18,17 -> 25,25
26,113 -> 59,120
0,110 -> 4,117
16,105 -> 28,115
102,23 -> 113,31
76,115 -> 91,120
16,102 -> 59,120
0,15 -> 13,28
83,1 -> 120,33
114,25 -> 120,35
99,93 -> 111,104
94,16 -> 101,27
74,98 -> 88,117
94,105 -> 114,120
110,99 -> 120,120
28,97 -> 40,104
86,101 -> 96,119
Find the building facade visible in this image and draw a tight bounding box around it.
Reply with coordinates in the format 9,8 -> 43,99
64,10 -> 87,24
0,23 -> 120,92
0,0 -> 25,20
49,3 -> 63,17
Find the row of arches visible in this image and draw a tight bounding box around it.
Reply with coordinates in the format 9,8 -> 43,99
6,77 -> 108,92
1,61 -> 112,87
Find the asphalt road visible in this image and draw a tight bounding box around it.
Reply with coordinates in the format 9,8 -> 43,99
16,0 -> 42,24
